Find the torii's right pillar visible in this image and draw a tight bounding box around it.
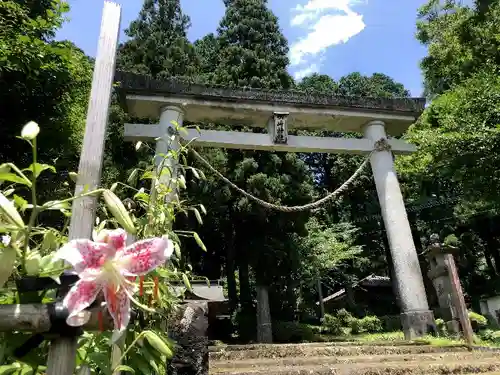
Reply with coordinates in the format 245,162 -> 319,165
364,120 -> 435,339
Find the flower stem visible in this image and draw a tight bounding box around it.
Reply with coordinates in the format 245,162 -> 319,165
22,138 -> 39,274
42,188 -> 106,210
112,331 -> 148,371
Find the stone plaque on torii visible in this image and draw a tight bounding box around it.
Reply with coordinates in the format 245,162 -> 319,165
115,71 -> 435,341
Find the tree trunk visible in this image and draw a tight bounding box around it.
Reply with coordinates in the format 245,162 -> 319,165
477,217 -> 498,275
238,254 -> 251,308
226,222 -> 238,311
256,285 -> 273,343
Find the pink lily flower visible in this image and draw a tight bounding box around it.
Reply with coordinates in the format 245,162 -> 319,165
54,228 -> 173,341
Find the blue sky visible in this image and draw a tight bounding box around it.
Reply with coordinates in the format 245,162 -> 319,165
57,0 -> 429,96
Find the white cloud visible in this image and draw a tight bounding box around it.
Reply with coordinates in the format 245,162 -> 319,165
293,63 -> 320,80
289,0 -> 366,76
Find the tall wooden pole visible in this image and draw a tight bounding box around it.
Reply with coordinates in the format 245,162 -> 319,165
445,253 -> 474,347
317,277 -> 325,322
46,2 -> 121,375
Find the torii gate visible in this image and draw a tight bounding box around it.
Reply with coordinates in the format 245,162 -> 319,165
115,71 -> 435,341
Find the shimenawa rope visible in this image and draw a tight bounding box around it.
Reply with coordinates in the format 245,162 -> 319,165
188,138 -> 392,213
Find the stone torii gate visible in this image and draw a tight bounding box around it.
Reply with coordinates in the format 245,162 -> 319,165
115,71 -> 435,340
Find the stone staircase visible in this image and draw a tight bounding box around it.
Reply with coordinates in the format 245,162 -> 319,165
209,341 -> 500,375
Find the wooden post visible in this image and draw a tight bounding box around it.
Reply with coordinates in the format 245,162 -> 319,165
445,253 -> 475,347
317,278 -> 325,322
47,2 -> 121,375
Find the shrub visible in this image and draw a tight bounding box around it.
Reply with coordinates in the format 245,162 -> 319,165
323,314 -> 343,335
469,311 -> 488,332
350,316 -> 383,334
273,321 -> 316,343
379,315 -> 402,332
336,308 -> 356,327
435,318 -> 447,335
479,329 -> 500,344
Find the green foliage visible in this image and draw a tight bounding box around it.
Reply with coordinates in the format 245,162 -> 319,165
435,318 -> 447,335
323,311 -> 383,336
416,0 -> 500,97
403,71 -> 500,207
213,0 -> 293,89
295,219 -> 363,286
469,310 -> 488,327
272,321 -> 324,343
117,0 -> 199,79
323,314 -> 343,336
379,315 -> 402,332
350,316 -> 384,335
336,308 -> 356,327
478,329 -> 500,344
0,119 -> 207,373
0,0 -> 92,210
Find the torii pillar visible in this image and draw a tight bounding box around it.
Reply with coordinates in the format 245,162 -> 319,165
365,120 -> 435,339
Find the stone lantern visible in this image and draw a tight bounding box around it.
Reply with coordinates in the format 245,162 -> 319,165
424,234 -> 473,343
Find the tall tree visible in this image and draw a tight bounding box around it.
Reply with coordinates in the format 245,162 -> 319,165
416,0 -> 500,97
188,0 -> 308,339
117,0 -> 199,79
214,0 -> 293,89
0,0 -> 92,196
399,0 -> 500,302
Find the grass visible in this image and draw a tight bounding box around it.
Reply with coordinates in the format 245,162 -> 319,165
342,331 -> 500,348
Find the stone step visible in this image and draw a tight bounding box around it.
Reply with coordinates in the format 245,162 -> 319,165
211,351 -> 498,370
210,358 -> 500,375
208,340 -> 429,352
209,343 -> 469,360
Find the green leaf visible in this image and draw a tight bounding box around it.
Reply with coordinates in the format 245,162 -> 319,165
141,171 -> 154,180
40,230 -> 58,252
113,365 -> 135,374
140,346 -> 160,373
12,195 -> 28,212
144,331 -> 173,358
88,352 -> 111,375
0,363 -> 22,375
127,169 -> 139,185
182,273 -> 192,291
23,163 -> 55,179
199,204 -> 207,215
192,208 -> 203,225
193,232 -> 207,252
191,168 -> 200,179
0,172 -> 31,186
69,172 -> 78,183
42,200 -> 70,211
174,242 -> 181,259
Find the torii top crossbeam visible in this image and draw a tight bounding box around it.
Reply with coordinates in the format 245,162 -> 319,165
115,71 -> 425,137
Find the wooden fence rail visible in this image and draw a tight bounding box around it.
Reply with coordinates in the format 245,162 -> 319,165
0,304 -> 112,332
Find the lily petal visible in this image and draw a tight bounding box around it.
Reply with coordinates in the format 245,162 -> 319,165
116,237 -> 173,276
63,279 -> 102,325
96,229 -> 127,251
104,284 -> 130,342
55,239 -> 112,276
